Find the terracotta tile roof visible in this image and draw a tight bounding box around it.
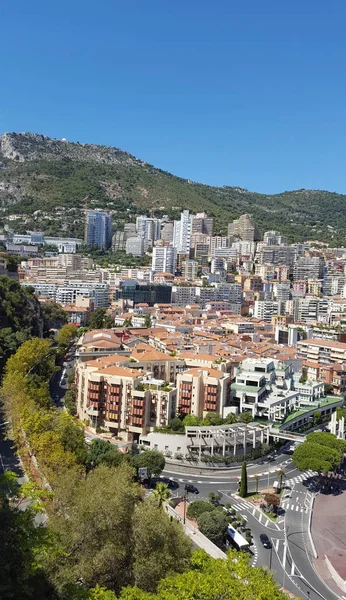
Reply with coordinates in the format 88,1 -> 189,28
182,367 -> 227,379
94,366 -> 139,378
298,338 -> 346,350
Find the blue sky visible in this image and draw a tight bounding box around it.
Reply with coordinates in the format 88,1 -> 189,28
1,0 -> 346,194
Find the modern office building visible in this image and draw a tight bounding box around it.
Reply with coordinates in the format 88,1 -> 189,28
85,210 -> 112,249
115,280 -> 172,306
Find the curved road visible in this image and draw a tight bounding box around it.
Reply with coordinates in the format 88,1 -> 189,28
161,450 -> 341,600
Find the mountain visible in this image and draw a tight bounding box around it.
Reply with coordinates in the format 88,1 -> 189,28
0,131 -> 345,244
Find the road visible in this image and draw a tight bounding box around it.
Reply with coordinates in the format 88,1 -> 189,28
160,453 -> 341,600
50,345 -> 76,410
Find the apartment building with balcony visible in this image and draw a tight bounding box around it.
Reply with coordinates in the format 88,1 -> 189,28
76,360 -> 176,441
176,368 -> 231,418
303,361 -> 346,396
297,338 -> 346,364
230,356 -> 342,428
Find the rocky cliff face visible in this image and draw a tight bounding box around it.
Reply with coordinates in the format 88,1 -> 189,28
0,132 -> 142,166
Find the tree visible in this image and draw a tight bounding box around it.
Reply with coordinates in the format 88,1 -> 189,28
313,411 -> 322,425
187,500 -> 214,520
89,308 -> 114,330
224,412 -> 238,424
150,482 -> 171,508
132,450 -> 165,478
87,439 -> 124,469
203,412 -> 224,426
56,323 -> 78,348
254,474 -> 259,494
276,469 -> 286,490
41,301 -> 68,332
182,414 -> 202,427
64,385 -> 77,415
169,417 -> 184,431
305,431 -> 346,453
263,493 -> 280,514
197,510 -> 229,543
240,412 -> 253,424
132,502 -> 192,592
239,460 -> 248,498
324,383 -> 334,395
45,464 -> 139,595
292,441 -> 341,474
144,314 -> 152,329
120,548 -> 289,599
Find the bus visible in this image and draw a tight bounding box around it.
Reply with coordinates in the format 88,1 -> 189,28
225,525 -> 250,552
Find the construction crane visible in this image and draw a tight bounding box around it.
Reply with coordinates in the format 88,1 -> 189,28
82,196 -> 89,244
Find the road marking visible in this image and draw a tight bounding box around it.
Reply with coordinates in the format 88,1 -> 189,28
295,506 -> 299,512
265,519 -> 269,527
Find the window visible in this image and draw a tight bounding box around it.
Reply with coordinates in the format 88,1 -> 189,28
165,445 -> 169,450
177,446 -> 181,451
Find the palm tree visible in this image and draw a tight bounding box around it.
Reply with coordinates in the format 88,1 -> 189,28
151,482 -> 171,508
277,469 -> 286,490
254,474 -> 259,494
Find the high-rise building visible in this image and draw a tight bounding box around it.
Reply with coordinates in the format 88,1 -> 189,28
136,216 -> 161,246
191,212 -> 214,236
182,259 -> 198,281
194,243 -> 209,268
116,280 -> 172,306
152,246 -> 176,274
263,231 -> 288,246
293,257 -> 324,281
173,210 -> 192,253
112,231 -> 126,251
227,214 -> 260,242
161,222 -> 174,243
126,237 -> 144,256
86,210 -> 112,249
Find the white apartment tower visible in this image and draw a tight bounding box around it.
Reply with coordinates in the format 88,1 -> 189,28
173,210 -> 192,254
152,246 -> 177,274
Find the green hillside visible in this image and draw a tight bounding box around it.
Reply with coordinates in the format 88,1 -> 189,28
0,132 -> 345,244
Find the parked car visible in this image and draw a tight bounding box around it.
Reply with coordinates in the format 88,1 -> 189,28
260,533 -> 272,549
185,484 -> 199,494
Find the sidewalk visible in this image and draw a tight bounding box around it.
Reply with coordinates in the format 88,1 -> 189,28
164,500 -> 227,560
311,475 -> 346,596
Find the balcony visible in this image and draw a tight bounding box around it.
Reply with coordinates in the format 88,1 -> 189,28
88,405 -> 102,416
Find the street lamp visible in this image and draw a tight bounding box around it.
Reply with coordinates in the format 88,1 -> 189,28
183,485 -> 189,524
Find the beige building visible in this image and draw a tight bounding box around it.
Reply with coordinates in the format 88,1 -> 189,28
76,358 -> 177,440
297,338 -> 346,364
176,367 -> 231,418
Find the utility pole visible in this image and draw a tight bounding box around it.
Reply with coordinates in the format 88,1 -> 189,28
183,485 -> 189,524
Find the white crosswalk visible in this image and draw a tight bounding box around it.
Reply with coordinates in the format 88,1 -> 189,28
285,470 -> 317,487
281,500 -> 308,513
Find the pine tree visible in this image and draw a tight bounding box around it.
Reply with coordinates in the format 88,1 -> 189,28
239,460 -> 248,498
